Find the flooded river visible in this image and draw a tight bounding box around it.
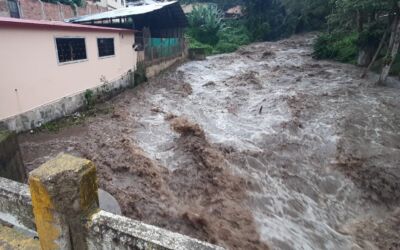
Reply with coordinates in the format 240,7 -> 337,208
20,34 -> 400,249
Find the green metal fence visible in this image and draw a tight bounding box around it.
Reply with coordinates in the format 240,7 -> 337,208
144,37 -> 184,62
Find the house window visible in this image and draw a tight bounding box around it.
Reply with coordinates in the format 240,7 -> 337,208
55,38 -> 87,63
97,38 -> 115,57
7,0 -> 20,18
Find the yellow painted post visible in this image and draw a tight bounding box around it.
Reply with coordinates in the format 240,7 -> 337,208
29,153 -> 99,250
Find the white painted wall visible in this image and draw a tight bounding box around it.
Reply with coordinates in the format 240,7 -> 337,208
0,27 -> 136,120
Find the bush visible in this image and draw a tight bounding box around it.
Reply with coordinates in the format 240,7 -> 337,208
187,35 -> 214,55
187,4 -> 224,46
84,89 -> 94,109
187,19 -> 251,56
214,42 -> 239,53
313,32 -> 359,63
133,63 -> 147,86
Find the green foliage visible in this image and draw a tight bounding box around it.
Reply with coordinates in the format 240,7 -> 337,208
213,20 -> 251,53
245,0 -> 331,41
187,19 -> 251,55
187,35 -> 214,54
313,32 -> 359,63
214,42 -> 239,53
312,0 -> 397,67
84,89 -> 94,109
282,0 -> 331,34
187,4 -> 224,46
133,63 -> 148,86
327,0 -> 393,32
245,0 -> 286,41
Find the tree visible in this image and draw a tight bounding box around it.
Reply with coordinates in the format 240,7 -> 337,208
187,4 -> 224,45
282,0 -> 331,34
244,0 -> 330,41
245,0 -> 286,41
314,0 -> 400,84
378,1 -> 400,85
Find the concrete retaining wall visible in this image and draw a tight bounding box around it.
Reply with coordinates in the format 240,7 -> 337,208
0,131 -> 27,182
0,71 -> 133,132
146,54 -> 187,79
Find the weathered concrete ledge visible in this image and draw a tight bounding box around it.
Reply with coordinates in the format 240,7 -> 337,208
0,71 -> 133,132
0,176 -> 35,232
87,210 -> 224,250
0,224 -> 40,249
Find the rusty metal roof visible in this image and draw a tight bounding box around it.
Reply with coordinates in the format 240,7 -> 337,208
67,1 -> 179,23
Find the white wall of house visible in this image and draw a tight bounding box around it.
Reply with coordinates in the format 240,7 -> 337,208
0,25 -> 136,121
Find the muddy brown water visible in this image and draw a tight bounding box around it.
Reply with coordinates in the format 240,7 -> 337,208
19,34 -> 400,250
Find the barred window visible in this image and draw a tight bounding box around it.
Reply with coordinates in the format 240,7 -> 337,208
97,38 -> 115,57
55,38 -> 87,63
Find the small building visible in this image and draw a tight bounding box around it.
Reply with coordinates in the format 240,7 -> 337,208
0,17 -> 137,131
68,0 -> 188,64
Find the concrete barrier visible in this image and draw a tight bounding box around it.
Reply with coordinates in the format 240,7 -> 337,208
0,176 -> 35,233
0,153 -> 224,250
145,55 -> 187,79
87,210 -> 222,250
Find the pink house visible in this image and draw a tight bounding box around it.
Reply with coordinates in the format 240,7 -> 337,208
0,17 -> 137,131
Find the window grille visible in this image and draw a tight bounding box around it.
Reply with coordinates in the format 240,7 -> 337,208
97,38 -> 115,57
55,38 -> 87,63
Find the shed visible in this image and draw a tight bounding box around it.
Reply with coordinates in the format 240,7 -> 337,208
67,1 -> 187,37
67,1 -> 188,63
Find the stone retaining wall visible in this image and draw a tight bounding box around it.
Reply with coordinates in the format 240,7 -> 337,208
146,54 -> 187,79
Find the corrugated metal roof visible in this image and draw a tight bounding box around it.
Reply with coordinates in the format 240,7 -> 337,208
0,17 -> 134,32
67,1 -> 177,23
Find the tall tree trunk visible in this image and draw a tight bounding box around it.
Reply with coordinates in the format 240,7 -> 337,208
361,31 -> 388,78
388,15 -> 398,52
378,9 -> 400,86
